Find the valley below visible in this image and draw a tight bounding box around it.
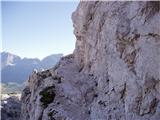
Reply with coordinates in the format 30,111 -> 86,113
1,1 -> 160,120
0,52 -> 63,120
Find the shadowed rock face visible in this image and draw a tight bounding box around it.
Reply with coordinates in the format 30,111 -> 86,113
1,97 -> 21,120
20,1 -> 160,120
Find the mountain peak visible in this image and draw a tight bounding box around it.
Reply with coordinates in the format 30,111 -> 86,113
1,52 -> 63,83
1,52 -> 21,69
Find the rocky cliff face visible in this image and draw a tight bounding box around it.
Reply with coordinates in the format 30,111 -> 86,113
1,96 -> 21,120
20,1 -> 160,120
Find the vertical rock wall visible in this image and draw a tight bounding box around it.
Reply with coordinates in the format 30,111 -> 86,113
21,1 -> 160,120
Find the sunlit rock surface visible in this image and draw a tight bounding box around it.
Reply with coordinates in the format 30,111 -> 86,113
20,1 -> 160,120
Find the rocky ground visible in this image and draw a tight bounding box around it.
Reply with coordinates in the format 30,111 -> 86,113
1,96 -> 21,120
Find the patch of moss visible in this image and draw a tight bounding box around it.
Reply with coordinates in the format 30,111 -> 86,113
47,110 -> 57,120
48,112 -> 53,117
39,86 -> 56,108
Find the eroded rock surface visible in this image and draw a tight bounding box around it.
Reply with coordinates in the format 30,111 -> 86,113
20,1 -> 160,120
1,96 -> 21,120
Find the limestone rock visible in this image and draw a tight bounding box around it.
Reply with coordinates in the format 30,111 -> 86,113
20,1 -> 160,120
1,96 -> 21,120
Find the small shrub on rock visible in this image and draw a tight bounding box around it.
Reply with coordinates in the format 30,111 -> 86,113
39,86 -> 56,108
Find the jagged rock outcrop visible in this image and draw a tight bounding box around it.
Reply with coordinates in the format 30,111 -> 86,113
1,96 -> 21,120
20,1 -> 160,120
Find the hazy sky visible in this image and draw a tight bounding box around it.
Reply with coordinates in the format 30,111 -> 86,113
2,1 -> 79,59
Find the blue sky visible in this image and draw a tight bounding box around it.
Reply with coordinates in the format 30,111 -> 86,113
1,1 -> 79,59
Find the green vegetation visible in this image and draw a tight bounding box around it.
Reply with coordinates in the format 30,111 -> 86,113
48,112 -> 53,117
39,86 -> 56,108
47,110 -> 57,120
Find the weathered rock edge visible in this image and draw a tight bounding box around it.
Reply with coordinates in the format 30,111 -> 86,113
20,1 -> 160,120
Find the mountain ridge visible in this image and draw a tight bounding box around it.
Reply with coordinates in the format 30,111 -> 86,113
1,51 -> 63,83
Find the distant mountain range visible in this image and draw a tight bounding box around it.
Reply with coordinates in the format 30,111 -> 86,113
1,52 -> 63,83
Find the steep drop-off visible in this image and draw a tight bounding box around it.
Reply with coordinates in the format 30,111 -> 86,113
21,1 -> 160,120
